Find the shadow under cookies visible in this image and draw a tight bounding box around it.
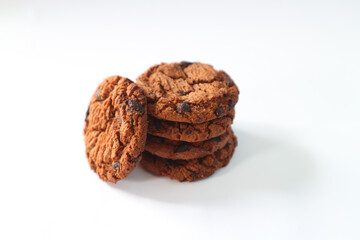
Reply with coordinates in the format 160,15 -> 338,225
108,125 -> 315,205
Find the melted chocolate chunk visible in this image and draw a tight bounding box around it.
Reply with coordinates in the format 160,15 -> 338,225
179,61 -> 193,68
214,107 -> 225,117
228,100 -> 235,109
129,156 -> 140,163
177,90 -> 186,96
175,143 -> 189,153
224,77 -> 234,87
149,93 -> 157,99
128,100 -> 145,114
112,162 -> 121,171
85,106 -> 89,121
212,136 -> 221,142
177,102 -> 191,114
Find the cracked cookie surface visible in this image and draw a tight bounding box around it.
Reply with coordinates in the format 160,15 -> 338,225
141,134 -> 237,182
136,62 -> 239,123
84,76 -> 147,183
145,129 -> 233,160
148,109 -> 234,142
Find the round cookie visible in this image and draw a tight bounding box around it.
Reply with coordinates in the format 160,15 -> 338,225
136,62 -> 239,123
84,76 -> 147,183
148,109 -> 235,142
145,129 -> 233,160
141,134 -> 237,182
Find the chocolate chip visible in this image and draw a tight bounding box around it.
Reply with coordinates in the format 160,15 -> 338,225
147,93 -> 157,103
175,143 -> 189,153
129,156 -> 139,163
212,136 -> 221,142
149,93 -> 157,99
185,130 -> 192,135
112,162 -> 121,171
179,61 -> 193,68
224,77 -> 234,87
214,107 -> 225,117
228,100 -> 235,109
96,89 -> 103,101
177,90 -> 186,96
128,100 -> 145,114
153,118 -> 161,130
85,107 -> 89,121
177,102 -> 191,114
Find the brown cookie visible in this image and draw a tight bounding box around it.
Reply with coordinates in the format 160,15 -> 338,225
141,134 -> 237,182
148,109 -> 235,142
84,76 -> 147,183
145,129 -> 233,160
136,62 -> 239,123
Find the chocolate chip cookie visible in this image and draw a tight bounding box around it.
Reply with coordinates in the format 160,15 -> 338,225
84,76 -> 147,183
141,134 -> 237,182
148,109 -> 235,142
145,129 -> 233,160
136,62 -> 239,123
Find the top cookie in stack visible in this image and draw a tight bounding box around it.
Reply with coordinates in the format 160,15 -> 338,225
137,62 -> 239,182
136,61 -> 239,124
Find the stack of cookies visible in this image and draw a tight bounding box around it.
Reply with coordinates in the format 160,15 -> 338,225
84,61 -> 239,183
136,62 -> 239,182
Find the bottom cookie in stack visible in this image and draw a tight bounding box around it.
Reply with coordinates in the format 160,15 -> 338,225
141,133 -> 237,182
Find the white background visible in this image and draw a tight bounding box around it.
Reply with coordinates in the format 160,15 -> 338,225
1,0 -> 359,239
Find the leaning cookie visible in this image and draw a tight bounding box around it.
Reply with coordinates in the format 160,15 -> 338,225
141,134 -> 237,182
145,129 -> 233,160
84,76 -> 147,183
148,109 -> 234,142
136,62 -> 239,123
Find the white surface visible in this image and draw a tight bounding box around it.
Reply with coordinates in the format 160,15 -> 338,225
1,0 -> 360,239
